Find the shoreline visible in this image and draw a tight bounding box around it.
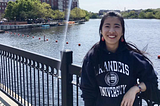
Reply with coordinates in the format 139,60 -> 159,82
0,30 -> 5,33
0,20 -> 85,30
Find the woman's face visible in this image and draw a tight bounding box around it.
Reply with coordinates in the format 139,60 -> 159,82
101,16 -> 123,51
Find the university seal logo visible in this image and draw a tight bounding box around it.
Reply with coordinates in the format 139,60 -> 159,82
105,72 -> 119,86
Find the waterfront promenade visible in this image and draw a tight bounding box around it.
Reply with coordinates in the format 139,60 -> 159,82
0,90 -> 18,106
0,22 -> 58,30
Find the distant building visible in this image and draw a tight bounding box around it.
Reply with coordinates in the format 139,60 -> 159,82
0,0 -> 7,18
99,10 -> 121,15
40,0 -> 79,11
0,0 -> 15,18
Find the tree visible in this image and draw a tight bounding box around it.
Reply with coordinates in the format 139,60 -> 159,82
4,1 -> 15,21
138,12 -> 146,19
53,10 -> 64,20
89,12 -> 98,19
20,11 -> 27,21
82,9 -> 90,21
70,7 -> 86,20
145,12 -> 155,19
121,12 -> 129,18
155,11 -> 160,19
128,11 -> 138,18
4,0 -> 54,21
41,2 -> 54,19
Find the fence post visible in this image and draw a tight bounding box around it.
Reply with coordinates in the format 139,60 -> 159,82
60,50 -> 73,106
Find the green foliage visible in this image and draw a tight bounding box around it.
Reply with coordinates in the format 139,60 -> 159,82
121,8 -> 160,19
4,1 -> 90,21
70,7 -> 86,20
144,9 -> 154,13
4,1 -> 15,20
89,12 -> 98,19
53,10 -> 64,20
122,11 -> 138,18
4,0 -> 54,21
155,11 -> 160,19
85,16 -> 89,21
145,12 -> 155,19
138,12 -> 146,19
121,12 -> 129,18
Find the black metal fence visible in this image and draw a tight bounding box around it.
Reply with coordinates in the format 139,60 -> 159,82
0,44 -> 82,106
0,43 -> 159,106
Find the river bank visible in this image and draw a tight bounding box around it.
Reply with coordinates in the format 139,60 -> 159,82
0,30 -> 5,33
0,20 -> 85,30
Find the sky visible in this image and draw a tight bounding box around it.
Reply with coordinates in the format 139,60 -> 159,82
79,0 -> 160,13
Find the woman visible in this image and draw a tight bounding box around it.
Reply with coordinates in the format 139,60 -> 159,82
80,11 -> 159,106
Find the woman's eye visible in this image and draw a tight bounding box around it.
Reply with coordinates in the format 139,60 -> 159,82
115,26 -> 120,28
105,26 -> 109,28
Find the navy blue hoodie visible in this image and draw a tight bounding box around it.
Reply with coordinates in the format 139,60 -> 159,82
80,41 -> 158,106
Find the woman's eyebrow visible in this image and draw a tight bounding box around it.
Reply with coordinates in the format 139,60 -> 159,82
114,23 -> 121,26
104,23 -> 110,25
104,23 -> 121,26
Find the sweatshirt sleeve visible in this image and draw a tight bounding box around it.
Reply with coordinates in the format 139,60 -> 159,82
132,52 -> 158,94
80,56 -> 98,106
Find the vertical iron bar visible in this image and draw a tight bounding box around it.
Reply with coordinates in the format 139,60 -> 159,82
47,66 -> 49,106
76,76 -> 79,106
17,56 -> 19,101
2,54 -> 5,90
11,55 -> 14,97
30,66 -> 32,105
52,73 -> 54,106
0,51 -> 3,89
42,67 -> 45,106
0,53 -> 2,89
6,54 -> 9,93
14,54 -> 16,99
38,68 -> 40,106
1,52 -> 4,90
8,55 -> 11,95
34,67 -> 36,106
2,55 -> 5,90
20,59 -> 22,104
60,50 -> 73,106
26,61 -> 29,106
57,71 -> 59,106
23,61 -> 26,106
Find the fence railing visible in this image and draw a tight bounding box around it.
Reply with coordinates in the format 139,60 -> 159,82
0,43 -> 159,106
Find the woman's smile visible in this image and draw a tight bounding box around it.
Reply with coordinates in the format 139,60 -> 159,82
107,34 -> 117,39
101,16 -> 123,52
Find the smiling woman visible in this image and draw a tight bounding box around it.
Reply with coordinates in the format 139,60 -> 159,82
101,16 -> 123,52
80,11 -> 160,106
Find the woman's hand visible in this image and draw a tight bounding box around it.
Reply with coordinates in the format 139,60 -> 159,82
121,86 -> 139,106
121,82 -> 146,106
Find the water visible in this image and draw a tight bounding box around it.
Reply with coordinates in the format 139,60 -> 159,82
1,18 -> 160,91
1,19 -> 160,74
1,19 -> 160,82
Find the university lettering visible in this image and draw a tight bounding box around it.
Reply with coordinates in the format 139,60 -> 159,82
99,85 -> 127,97
98,61 -> 129,76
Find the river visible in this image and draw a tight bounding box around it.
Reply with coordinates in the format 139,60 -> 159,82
1,19 -> 160,70
0,19 -> 160,105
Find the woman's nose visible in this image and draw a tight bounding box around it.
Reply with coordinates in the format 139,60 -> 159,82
109,28 -> 115,33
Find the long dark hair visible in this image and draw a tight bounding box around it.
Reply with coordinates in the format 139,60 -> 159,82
84,11 -> 152,64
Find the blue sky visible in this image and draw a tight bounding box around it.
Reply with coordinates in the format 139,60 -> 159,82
79,0 -> 160,12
